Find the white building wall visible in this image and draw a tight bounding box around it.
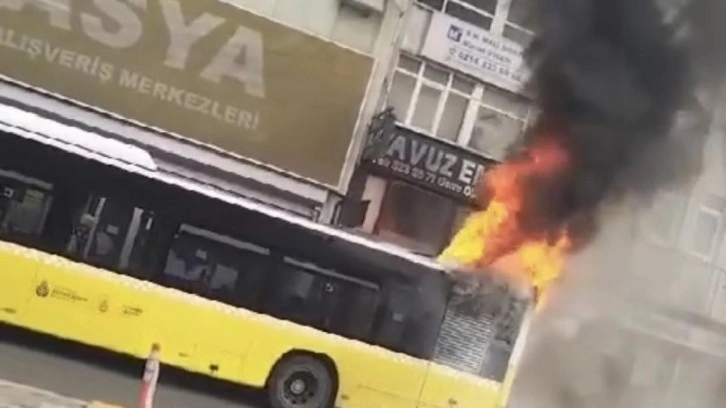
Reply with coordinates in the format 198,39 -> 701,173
631,96 -> 726,323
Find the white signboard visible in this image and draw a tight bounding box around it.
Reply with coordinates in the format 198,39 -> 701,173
421,12 -> 530,94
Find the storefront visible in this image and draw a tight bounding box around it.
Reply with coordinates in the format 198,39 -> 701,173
337,0 -> 538,257
0,0 -> 389,221
340,110 -> 495,257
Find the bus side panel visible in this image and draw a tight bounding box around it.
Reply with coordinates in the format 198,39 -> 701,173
0,245 -> 40,324
0,243 -> 253,383
333,347 -> 429,408
418,364 -> 502,408
237,324 -> 430,408
144,293 -> 253,380
21,254 -> 151,358
0,242 -> 440,408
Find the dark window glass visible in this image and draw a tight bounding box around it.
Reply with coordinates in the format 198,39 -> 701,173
445,1 -> 493,29
161,226 -> 273,308
376,182 -> 459,256
460,0 -> 497,14
267,257 -> 380,341
418,0 -> 444,9
65,196 -> 141,272
373,286 -> 417,354
0,172 -> 53,244
507,0 -> 538,31
503,24 -> 534,46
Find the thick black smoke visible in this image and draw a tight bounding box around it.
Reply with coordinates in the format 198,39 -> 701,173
502,0 -> 726,247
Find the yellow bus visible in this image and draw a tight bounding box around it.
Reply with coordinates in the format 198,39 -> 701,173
0,115 -> 534,408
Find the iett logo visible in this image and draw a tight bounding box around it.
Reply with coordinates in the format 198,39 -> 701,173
35,280 -> 50,298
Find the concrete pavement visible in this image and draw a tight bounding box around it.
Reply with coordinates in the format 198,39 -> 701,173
0,325 -> 260,408
0,380 -> 88,408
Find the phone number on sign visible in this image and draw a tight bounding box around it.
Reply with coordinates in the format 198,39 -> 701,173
374,157 -> 476,199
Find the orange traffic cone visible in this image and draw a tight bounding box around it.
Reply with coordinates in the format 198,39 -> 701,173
139,343 -> 161,408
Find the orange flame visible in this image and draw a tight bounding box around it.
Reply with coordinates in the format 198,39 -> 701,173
438,139 -> 572,300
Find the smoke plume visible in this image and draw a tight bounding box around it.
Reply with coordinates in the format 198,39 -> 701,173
495,0 -> 726,247
508,208 -> 726,408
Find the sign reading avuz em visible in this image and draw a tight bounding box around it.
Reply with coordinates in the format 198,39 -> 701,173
0,0 -> 374,186
363,122 -> 494,203
421,12 -> 529,94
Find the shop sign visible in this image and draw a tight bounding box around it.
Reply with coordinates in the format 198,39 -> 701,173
363,115 -> 494,203
0,0 -> 374,186
421,12 -> 530,94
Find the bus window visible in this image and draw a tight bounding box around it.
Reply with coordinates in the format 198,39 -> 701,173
267,257 -> 380,339
125,210 -> 157,278
0,170 -> 53,245
66,195 -> 147,273
338,284 -> 379,340
373,285 -> 416,354
160,225 -> 274,308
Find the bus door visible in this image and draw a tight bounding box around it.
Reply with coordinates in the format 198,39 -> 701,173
66,195 -> 145,272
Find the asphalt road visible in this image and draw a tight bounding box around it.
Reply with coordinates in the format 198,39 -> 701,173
0,325 -> 262,408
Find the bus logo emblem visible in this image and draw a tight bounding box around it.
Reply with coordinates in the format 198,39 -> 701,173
36,281 -> 50,298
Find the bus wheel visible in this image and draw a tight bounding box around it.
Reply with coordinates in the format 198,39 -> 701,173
267,355 -> 335,408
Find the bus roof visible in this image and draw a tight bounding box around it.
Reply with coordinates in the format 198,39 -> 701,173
0,103 -> 450,276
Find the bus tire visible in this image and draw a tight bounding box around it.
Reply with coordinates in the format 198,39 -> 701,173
267,354 -> 335,408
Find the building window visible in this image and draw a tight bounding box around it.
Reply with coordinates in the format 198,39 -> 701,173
418,0 -> 497,29
670,256 -> 716,314
389,54 -> 531,159
390,55 -> 478,142
709,268 -> 726,323
469,86 -> 530,160
638,191 -> 687,247
503,0 -> 537,45
417,0 -> 536,45
375,181 -> 464,256
161,225 -> 273,307
684,194 -> 726,260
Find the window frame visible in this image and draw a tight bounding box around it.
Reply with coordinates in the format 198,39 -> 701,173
0,169 -> 54,240
416,0 -> 536,44
638,190 -> 688,248
389,54 -> 532,157
681,193 -> 726,261
391,55 -> 480,142
501,0 -> 536,44
159,223 -> 275,301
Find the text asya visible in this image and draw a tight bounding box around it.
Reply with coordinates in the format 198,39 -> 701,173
0,0 -> 265,98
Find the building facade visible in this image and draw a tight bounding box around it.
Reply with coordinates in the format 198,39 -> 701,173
339,0 -> 538,257
0,0 -> 412,221
562,92 -> 726,408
